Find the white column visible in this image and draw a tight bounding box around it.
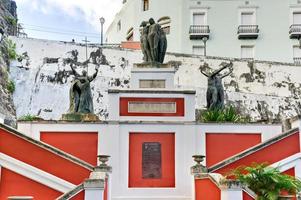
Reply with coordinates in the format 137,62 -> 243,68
84,179 -> 105,200
221,189 -> 243,200
220,180 -> 243,200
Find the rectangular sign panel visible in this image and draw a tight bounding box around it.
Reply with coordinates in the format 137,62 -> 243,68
142,142 -> 162,179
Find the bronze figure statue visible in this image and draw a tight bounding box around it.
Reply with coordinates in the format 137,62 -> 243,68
69,65 -> 99,114
140,18 -> 167,63
200,62 -> 233,110
140,21 -> 152,62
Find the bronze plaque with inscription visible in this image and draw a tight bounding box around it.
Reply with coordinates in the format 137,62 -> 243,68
142,142 -> 162,179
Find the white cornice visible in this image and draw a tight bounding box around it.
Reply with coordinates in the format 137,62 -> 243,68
238,5 -> 259,9
271,153 -> 301,177
0,153 -> 75,193
290,4 -> 301,8
189,6 -> 211,10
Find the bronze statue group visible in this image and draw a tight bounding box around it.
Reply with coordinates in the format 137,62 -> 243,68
65,18 -> 233,115
200,62 -> 233,110
140,18 -> 167,63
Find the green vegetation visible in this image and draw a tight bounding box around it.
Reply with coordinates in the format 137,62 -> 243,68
18,114 -> 42,121
4,38 -> 18,60
227,163 -> 301,200
4,16 -> 17,27
6,79 -> 15,93
201,106 -> 246,123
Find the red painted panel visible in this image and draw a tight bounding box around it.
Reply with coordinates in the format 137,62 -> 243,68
104,178 -> 108,200
283,168 -> 295,177
281,168 -> 296,200
243,191 -> 255,200
206,133 -> 261,167
215,132 -> 300,175
129,133 -> 175,187
0,168 -> 62,199
70,190 -> 85,200
121,41 -> 141,50
120,97 -> 185,117
41,132 -> 98,166
195,178 -> 220,200
0,129 -> 91,185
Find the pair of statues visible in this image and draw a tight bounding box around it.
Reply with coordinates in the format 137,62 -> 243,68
140,18 -> 167,63
200,62 -> 233,110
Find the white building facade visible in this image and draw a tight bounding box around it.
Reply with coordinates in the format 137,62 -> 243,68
106,0 -> 301,63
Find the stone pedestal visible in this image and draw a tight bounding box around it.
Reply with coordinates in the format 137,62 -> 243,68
131,62 -> 176,89
61,113 -> 99,122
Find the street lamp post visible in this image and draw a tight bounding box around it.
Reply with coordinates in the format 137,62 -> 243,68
100,17 -> 105,46
202,37 -> 208,57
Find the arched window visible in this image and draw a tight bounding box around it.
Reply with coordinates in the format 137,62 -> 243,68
126,27 -> 134,41
158,16 -> 171,34
142,0 -> 149,11
117,20 -> 121,32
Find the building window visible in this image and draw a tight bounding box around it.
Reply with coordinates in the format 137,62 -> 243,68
241,46 -> 254,59
192,46 -> 205,55
126,27 -> 134,41
240,12 -> 255,25
142,0 -> 149,11
193,13 -> 206,26
293,46 -> 301,64
293,12 -> 301,25
158,16 -> 171,35
117,20 -> 121,32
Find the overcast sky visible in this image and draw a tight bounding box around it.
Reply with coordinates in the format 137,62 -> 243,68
15,0 -> 122,43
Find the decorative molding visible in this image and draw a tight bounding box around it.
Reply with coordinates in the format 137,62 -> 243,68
0,153 -> 75,193
189,6 -> 211,10
290,4 -> 301,8
238,5 -> 259,9
271,153 -> 301,174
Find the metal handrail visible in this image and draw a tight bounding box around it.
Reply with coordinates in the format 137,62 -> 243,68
238,25 -> 259,34
289,24 -> 301,34
189,25 -> 210,34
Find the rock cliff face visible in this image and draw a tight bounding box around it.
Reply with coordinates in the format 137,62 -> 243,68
0,0 -> 17,35
10,37 -> 301,123
0,0 -> 17,126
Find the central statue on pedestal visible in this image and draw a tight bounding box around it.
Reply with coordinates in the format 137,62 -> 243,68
140,18 -> 167,64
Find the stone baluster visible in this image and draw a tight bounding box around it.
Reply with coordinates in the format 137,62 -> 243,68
84,155 -> 112,200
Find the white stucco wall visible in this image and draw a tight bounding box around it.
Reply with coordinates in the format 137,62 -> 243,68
106,0 -> 301,63
10,37 -> 301,122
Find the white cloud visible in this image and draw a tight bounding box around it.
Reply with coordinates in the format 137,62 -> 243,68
15,0 -> 122,31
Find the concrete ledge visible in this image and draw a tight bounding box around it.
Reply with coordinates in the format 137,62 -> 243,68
84,179 -> 105,189
108,89 -> 196,94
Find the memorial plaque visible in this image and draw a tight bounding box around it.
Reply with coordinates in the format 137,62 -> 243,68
142,142 -> 162,179
128,102 -> 176,113
139,80 -> 166,88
